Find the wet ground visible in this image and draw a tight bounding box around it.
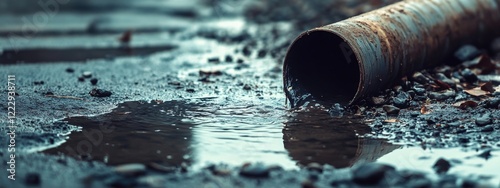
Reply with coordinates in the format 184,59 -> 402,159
1,0 -> 500,187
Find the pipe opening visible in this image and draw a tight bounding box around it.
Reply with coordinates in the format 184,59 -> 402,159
284,30 -> 360,107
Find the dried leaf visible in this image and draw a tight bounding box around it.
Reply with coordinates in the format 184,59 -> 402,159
463,54 -> 496,74
475,54 -> 496,74
465,88 -> 488,96
435,79 -> 451,90
384,119 -> 398,123
453,100 -> 478,110
420,105 -> 430,114
465,82 -> 495,96
480,82 -> 495,93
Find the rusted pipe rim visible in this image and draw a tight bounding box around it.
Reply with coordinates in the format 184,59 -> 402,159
283,29 -> 362,107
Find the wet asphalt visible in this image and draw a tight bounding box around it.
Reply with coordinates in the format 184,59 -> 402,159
1,0 -> 500,187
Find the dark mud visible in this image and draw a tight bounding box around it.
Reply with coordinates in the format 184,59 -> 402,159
1,0 -> 500,187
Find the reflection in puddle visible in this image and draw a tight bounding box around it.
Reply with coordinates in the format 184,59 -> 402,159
284,106 -> 400,168
43,100 -> 196,167
43,100 -> 398,170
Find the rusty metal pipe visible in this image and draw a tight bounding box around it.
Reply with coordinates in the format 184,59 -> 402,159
283,0 -> 500,107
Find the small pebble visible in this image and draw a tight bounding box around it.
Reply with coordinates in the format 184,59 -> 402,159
242,46 -> 252,56
78,77 -> 85,82
33,81 -> 44,85
148,163 -> 176,173
89,89 -> 112,97
25,173 -> 41,185
428,90 -> 456,100
484,98 -> 500,109
199,70 -> 223,76
454,45 -> 481,62
90,78 -> 98,85
239,163 -> 270,178
460,68 -> 478,83
82,71 -> 92,78
475,114 -> 492,126
168,81 -> 181,86
412,87 -> 426,96
494,91 -> 500,97
477,149 -> 492,159
407,90 -> 416,98
393,92 -> 410,108
206,164 -> 233,176
301,179 -> 316,188
447,122 -> 461,127
432,158 -> 451,174
480,125 -> 494,132
382,105 -> 400,115
243,84 -> 251,90
66,68 -> 75,73
352,163 -> 395,185
412,72 -> 430,84
257,49 -> 267,58
306,163 -> 323,173
370,96 -> 386,106
207,57 -> 220,63
225,55 -> 233,62
461,179 -> 478,188
458,137 -> 469,143
186,88 -> 196,93
114,163 -> 146,176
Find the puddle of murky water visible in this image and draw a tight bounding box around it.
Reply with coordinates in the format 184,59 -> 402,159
41,100 -> 500,183
284,106 -> 399,168
42,99 -> 395,171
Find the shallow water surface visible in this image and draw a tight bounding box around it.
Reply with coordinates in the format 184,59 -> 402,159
42,99 -> 500,183
42,99 -> 397,170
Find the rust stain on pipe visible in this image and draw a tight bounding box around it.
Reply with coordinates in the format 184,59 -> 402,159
283,0 -> 500,107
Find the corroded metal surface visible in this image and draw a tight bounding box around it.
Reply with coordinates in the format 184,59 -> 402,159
283,0 -> 500,107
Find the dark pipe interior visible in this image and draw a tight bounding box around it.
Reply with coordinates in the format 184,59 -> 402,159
284,30 -> 360,107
